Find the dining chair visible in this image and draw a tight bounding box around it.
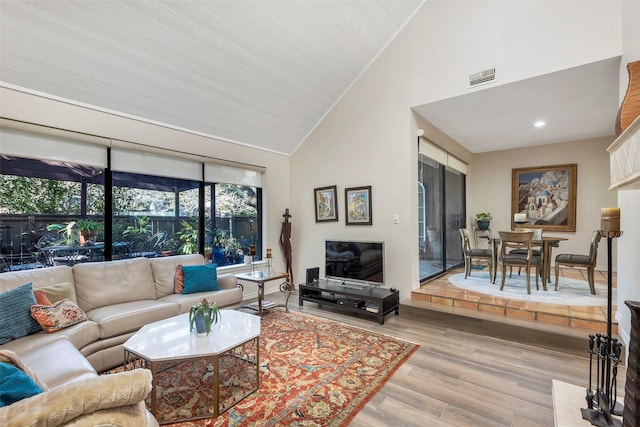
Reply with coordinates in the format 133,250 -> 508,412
459,228 -> 492,279
554,230 -> 601,294
509,228 -> 543,278
498,231 -> 542,294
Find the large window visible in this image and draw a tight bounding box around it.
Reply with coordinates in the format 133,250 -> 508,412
205,183 -> 261,267
0,155 -> 106,270
1,126 -> 264,273
111,171 -> 201,260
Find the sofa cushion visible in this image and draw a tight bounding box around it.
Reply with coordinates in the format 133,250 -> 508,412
33,282 -> 77,304
8,337 -> 97,390
159,287 -> 243,313
30,299 -> 88,333
73,257 -> 156,311
149,254 -> 204,297
0,283 -> 42,344
181,264 -> 219,294
86,300 -> 180,339
0,321 -> 100,361
0,362 -> 43,407
0,266 -> 74,294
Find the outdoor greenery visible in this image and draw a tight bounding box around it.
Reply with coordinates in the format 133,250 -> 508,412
77,219 -> 101,233
0,176 -> 99,214
1,170 -> 259,263
176,219 -> 199,255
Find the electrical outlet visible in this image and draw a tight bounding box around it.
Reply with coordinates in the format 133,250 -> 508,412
393,214 -> 400,224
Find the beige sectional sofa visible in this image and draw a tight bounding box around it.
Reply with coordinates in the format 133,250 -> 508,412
0,254 -> 243,426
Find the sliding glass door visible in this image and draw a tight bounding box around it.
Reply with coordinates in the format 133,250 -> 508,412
418,152 -> 465,281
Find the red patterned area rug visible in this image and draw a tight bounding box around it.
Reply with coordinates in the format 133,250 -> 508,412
154,308 -> 418,426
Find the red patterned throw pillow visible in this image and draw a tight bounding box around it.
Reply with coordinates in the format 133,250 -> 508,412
175,265 -> 184,293
30,299 -> 88,333
33,290 -> 52,306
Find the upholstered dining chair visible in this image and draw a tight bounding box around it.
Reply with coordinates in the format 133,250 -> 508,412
554,230 -> 602,294
498,231 -> 542,294
509,228 -> 543,278
459,228 -> 492,279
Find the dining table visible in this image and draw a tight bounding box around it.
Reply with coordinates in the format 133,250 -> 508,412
40,241 -> 132,266
482,234 -> 568,291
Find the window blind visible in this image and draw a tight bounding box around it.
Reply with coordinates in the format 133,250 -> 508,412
204,163 -> 263,187
0,126 -> 108,168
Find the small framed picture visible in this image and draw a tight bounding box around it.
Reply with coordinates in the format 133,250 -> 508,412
314,185 -> 338,222
345,186 -> 372,225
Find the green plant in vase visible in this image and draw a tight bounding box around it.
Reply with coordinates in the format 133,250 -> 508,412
189,297 -> 221,335
475,212 -> 492,231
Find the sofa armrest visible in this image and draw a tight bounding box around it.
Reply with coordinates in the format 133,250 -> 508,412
0,369 -> 152,427
217,273 -> 238,290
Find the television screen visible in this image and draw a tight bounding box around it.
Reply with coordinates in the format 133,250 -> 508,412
325,240 -> 384,286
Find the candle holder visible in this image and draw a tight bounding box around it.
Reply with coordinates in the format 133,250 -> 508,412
249,257 -> 257,275
264,257 -> 273,274
514,220 -> 528,232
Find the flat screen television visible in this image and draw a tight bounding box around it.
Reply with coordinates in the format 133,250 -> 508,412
325,240 -> 384,286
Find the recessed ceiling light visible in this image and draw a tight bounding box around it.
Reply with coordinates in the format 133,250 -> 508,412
534,121 -> 546,127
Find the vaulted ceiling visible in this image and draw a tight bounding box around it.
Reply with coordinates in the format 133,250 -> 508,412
0,0 -> 422,155
0,1 -> 621,156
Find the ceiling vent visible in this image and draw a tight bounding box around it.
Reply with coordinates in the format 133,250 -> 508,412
468,68 -> 496,87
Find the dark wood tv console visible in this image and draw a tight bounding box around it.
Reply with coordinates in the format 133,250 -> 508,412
298,279 -> 399,324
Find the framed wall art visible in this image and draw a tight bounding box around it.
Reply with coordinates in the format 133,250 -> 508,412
345,186 -> 372,225
511,163 -> 577,232
314,185 -> 338,222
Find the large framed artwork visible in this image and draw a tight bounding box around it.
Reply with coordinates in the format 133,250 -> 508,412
345,186 -> 372,225
511,163 -> 577,232
314,185 -> 338,223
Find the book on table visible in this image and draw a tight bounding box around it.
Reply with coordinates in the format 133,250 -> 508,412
248,300 -> 276,310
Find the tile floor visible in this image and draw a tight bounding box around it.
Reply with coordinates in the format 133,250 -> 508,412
412,266 -> 616,333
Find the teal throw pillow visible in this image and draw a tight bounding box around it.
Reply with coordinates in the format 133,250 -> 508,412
181,264 -> 220,294
0,283 -> 42,345
0,362 -> 44,407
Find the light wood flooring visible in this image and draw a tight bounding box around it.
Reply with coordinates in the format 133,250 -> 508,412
257,268 -> 624,427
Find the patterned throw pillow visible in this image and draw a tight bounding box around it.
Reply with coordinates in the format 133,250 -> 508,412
30,299 -> 88,333
0,283 -> 42,345
175,265 -> 184,293
33,290 -> 52,305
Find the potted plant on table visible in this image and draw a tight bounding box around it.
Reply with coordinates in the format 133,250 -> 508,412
77,219 -> 101,246
475,212 -> 492,231
189,298 -> 221,336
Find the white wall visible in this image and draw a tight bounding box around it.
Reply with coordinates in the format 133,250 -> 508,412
614,0 -> 640,348
469,137 -> 617,270
291,1 -> 623,300
0,87 -> 292,298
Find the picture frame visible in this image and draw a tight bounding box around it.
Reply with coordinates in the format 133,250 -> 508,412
511,163 -> 577,232
345,186 -> 372,225
314,185 -> 338,222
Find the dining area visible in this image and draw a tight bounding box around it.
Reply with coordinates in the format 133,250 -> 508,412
459,214 -> 606,299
